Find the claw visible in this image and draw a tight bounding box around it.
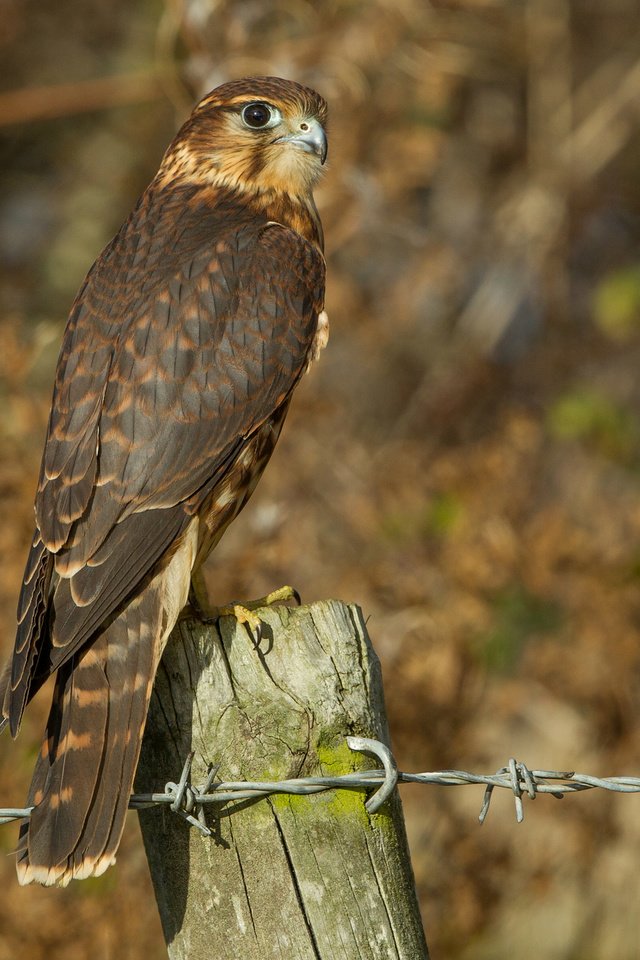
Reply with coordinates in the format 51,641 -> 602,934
218,603 -> 264,641
187,584 -> 301,638
259,585 -> 301,608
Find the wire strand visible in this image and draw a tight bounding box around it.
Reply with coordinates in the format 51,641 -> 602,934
1,738 -> 638,832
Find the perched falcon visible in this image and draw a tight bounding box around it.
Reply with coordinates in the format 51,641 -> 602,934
0,77 -> 328,886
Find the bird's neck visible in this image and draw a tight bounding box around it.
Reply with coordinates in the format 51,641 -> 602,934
143,179 -> 324,254
247,189 -> 324,252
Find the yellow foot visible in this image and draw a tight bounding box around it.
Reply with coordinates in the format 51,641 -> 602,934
189,585 -> 301,638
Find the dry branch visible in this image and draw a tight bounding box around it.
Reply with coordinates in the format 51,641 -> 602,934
0,73 -> 164,127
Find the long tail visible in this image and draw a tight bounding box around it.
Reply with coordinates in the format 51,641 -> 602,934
16,586 -> 163,887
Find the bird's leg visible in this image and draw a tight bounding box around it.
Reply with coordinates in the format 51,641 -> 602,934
185,575 -> 301,637
182,569 -> 216,622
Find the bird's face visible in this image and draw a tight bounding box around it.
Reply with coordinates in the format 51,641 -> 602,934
162,77 -> 328,198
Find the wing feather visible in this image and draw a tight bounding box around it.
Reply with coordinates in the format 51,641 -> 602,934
50,506 -> 188,652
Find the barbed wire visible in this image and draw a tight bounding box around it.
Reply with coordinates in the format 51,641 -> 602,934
1,736 -> 638,835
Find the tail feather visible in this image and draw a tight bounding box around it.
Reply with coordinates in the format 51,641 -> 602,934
16,589 -> 161,887
71,595 -> 159,877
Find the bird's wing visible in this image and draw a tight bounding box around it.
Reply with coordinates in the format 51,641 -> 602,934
7,201 -> 324,730
39,197 -> 325,548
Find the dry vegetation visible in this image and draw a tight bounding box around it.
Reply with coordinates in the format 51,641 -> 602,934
1,0 -> 640,957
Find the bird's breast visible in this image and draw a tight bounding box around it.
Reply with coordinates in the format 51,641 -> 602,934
194,405 -> 290,569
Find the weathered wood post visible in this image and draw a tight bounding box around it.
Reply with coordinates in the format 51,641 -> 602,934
136,599 -> 429,959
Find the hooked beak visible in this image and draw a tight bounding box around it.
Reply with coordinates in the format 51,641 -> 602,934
275,118 -> 328,165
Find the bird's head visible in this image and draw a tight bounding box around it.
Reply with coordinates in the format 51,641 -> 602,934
161,77 -> 328,199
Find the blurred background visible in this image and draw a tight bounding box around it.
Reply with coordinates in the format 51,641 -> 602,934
1,0 -> 640,956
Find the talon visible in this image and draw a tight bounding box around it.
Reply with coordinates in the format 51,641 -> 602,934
259,585 -> 301,608
219,603 -> 263,640
186,583 -> 300,636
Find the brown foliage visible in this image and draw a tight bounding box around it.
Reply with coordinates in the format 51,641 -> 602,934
1,0 -> 639,956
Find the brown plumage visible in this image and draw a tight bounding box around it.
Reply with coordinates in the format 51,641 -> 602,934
1,76 -> 328,886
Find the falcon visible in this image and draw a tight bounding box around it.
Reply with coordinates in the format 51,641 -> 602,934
0,76 -> 328,886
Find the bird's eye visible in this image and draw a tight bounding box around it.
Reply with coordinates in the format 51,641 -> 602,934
241,102 -> 278,129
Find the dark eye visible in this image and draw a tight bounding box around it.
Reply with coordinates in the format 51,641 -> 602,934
242,102 -> 274,129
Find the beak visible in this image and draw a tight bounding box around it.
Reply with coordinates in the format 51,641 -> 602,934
275,118 -> 328,165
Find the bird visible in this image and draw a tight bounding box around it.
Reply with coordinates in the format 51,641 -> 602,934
0,76 -> 329,886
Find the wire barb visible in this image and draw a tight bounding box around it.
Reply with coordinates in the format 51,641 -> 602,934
162,752 -> 218,836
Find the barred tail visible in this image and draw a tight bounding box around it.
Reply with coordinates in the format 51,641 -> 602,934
16,587 -> 163,887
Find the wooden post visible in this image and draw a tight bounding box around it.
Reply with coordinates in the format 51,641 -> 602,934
136,599 -> 430,960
